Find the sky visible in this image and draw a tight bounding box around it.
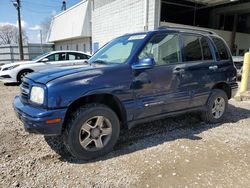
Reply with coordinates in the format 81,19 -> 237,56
0,0 -> 81,42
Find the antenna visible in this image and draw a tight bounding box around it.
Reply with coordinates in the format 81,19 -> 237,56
61,1 -> 66,11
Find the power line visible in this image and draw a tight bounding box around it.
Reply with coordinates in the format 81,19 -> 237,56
21,0 -> 59,8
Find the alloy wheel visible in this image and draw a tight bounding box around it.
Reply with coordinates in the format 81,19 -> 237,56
211,97 -> 225,119
79,116 -> 112,151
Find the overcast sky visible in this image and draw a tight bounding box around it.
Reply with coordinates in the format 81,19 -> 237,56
0,0 -> 81,43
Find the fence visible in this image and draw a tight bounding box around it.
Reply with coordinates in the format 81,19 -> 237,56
0,43 -> 54,65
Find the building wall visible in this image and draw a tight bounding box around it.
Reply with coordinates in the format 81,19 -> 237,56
91,0 -> 160,50
54,37 -> 92,54
47,0 -> 91,42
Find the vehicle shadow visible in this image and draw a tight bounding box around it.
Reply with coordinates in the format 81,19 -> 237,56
3,83 -> 20,86
44,103 -> 250,164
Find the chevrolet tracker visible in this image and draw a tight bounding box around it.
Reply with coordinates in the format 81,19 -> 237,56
13,27 -> 238,160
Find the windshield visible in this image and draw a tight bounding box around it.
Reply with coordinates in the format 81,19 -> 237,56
88,34 -> 147,64
32,52 -> 51,61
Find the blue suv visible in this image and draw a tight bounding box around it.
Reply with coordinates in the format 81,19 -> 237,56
14,27 -> 238,159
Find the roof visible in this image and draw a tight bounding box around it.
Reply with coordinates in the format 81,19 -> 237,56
47,0 -> 91,42
185,0 -> 238,7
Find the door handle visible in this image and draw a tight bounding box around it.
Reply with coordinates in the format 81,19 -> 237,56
173,67 -> 185,74
209,65 -> 218,70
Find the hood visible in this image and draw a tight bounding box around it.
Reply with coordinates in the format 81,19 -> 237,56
1,61 -> 32,69
26,64 -> 105,84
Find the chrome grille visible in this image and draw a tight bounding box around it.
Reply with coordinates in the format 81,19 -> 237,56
20,81 -> 30,102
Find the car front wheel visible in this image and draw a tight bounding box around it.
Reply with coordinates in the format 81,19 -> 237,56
63,104 -> 120,160
202,89 -> 228,123
17,70 -> 33,83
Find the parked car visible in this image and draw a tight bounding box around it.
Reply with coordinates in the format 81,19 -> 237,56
232,56 -> 244,80
0,51 -> 91,83
14,27 -> 238,160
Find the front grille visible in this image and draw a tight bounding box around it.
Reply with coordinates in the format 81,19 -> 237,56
20,81 -> 30,102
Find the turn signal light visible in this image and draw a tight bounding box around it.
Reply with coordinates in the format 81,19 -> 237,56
46,118 -> 62,124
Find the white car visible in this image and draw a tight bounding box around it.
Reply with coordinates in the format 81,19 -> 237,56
0,51 -> 91,83
232,56 -> 244,79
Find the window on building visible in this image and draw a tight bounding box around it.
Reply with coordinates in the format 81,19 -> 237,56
76,44 -> 79,51
83,44 -> 86,52
201,37 -> 213,60
67,45 -> 69,50
139,34 -> 181,65
182,35 -> 202,62
60,46 -> 62,50
211,37 -> 229,60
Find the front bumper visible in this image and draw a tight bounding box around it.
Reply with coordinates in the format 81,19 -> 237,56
13,95 -> 67,136
0,70 -> 16,83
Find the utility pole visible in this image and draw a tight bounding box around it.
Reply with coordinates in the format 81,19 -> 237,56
13,0 -> 24,60
40,29 -> 44,53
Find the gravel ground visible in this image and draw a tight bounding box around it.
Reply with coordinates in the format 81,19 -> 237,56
0,82 -> 250,188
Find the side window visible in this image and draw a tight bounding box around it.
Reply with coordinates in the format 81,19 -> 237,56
54,53 -> 66,61
212,37 -> 229,60
68,53 -> 88,60
182,35 -> 202,62
201,37 -> 213,60
46,54 -> 55,61
139,34 -> 180,65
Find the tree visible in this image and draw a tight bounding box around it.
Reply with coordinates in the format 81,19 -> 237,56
0,24 -> 28,45
40,17 -> 52,42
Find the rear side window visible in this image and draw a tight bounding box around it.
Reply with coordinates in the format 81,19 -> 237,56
212,37 -> 229,60
201,37 -> 213,60
182,35 -> 202,62
67,52 -> 88,60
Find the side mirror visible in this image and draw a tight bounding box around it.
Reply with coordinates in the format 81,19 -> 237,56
132,58 -> 155,71
41,58 -> 49,62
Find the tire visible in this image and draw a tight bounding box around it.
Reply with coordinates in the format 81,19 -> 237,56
63,104 -> 120,160
201,89 -> 228,123
17,70 -> 33,83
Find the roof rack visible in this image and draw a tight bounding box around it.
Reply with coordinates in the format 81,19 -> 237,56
157,26 -> 217,35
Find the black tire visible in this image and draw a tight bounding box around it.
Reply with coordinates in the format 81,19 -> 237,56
17,70 -> 33,83
63,104 -> 120,160
201,89 -> 228,123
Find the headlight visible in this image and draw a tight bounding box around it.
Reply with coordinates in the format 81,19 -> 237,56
3,65 -> 19,71
30,86 -> 44,104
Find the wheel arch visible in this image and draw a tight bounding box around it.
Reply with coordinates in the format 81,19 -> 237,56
63,93 -> 128,131
212,82 -> 231,99
16,68 -> 34,81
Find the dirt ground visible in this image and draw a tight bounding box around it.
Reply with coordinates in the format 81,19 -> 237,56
0,82 -> 250,188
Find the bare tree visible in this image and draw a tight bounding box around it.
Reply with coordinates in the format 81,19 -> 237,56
40,17 -> 52,42
0,24 -> 28,45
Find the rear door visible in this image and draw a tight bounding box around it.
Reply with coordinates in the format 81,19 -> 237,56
180,34 -> 216,108
210,36 -> 235,83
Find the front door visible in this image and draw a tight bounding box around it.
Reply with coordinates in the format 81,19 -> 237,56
132,33 -> 190,120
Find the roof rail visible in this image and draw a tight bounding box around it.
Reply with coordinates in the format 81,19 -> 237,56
157,26 -> 217,35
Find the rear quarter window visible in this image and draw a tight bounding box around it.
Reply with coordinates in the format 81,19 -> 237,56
211,37 -> 229,60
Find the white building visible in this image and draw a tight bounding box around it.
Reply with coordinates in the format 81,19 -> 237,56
48,0 -> 250,55
47,1 -> 92,53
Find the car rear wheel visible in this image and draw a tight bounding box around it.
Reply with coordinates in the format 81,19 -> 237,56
201,89 -> 228,123
63,104 -> 120,160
